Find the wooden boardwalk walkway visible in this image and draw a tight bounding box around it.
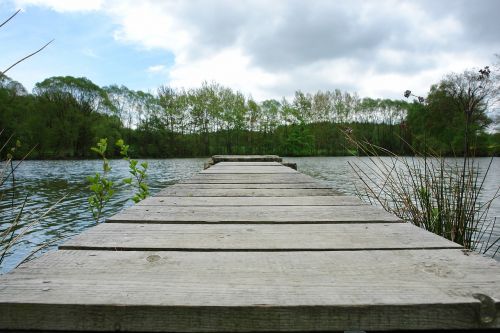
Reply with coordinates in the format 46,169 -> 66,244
1,155 -> 499,332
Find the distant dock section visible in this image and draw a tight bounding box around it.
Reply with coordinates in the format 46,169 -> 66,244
0,155 -> 499,332
204,154 -> 297,170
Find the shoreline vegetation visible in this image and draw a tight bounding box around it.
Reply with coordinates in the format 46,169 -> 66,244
1,66 -> 499,160
347,66 -> 499,257
347,136 -> 499,257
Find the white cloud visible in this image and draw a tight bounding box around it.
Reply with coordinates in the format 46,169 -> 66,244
15,0 -> 103,12
147,65 -> 166,73
168,47 -> 283,100
10,0 -> 500,100
107,0 -> 193,61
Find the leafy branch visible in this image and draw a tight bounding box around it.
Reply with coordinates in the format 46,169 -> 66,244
116,139 -> 149,203
87,138 -> 114,223
87,138 -> 150,223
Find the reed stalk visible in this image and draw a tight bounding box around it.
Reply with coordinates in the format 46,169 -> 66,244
346,133 -> 499,256
0,134 -> 64,272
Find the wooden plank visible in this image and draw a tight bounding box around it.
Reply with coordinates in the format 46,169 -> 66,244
182,174 -> 318,183
155,188 -> 340,197
205,166 -> 295,172
192,171 -> 306,177
217,162 -> 283,166
209,164 -> 289,169
1,249 -> 498,331
212,154 -> 282,162
188,172 -> 314,178
107,205 -> 401,223
182,178 -> 318,184
166,183 -> 332,189
138,196 -> 365,206
60,223 -> 462,251
201,167 -> 298,174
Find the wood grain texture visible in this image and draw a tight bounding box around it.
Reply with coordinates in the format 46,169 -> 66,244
139,195 -> 364,206
209,164 -> 290,169
1,249 -> 498,331
212,155 -> 282,162
60,223 -> 462,251
216,162 -> 283,166
182,174 -> 317,183
201,167 -> 298,174
107,205 -> 401,223
163,183 -> 332,189
155,188 -> 341,197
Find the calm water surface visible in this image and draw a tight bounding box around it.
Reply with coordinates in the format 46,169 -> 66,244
1,157 -> 499,273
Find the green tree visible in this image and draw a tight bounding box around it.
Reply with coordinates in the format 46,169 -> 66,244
34,76 -> 115,157
407,69 -> 494,155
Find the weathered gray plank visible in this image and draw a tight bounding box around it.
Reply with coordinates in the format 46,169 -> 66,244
217,162 -> 283,166
1,249 -> 498,331
205,166 -> 295,172
107,205 -> 401,223
60,223 -> 462,251
191,173 -> 313,179
156,188 -> 340,197
212,154 -> 282,162
182,177 -> 317,184
209,164 -> 290,169
166,183 -> 331,189
201,167 -> 298,174
139,195 -> 363,206
183,173 -> 317,183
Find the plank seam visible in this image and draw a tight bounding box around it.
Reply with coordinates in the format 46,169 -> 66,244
106,220 -> 403,224
136,204 -> 368,207
58,246 -> 462,251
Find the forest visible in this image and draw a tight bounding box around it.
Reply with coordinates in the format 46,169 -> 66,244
0,70 -> 498,159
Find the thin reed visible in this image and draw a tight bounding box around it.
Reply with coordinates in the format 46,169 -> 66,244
347,134 -> 499,257
0,132 -> 65,272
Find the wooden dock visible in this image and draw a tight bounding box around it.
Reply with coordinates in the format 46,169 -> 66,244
1,155 -> 499,332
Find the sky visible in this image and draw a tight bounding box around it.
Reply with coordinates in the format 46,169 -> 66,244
1,0 -> 499,101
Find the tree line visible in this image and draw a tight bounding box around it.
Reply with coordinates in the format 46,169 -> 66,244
0,71 -> 498,159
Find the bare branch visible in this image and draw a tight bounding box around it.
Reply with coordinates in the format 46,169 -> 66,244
0,9 -> 21,29
1,39 -> 54,77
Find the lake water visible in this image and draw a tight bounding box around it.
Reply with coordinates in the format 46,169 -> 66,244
1,156 -> 499,273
